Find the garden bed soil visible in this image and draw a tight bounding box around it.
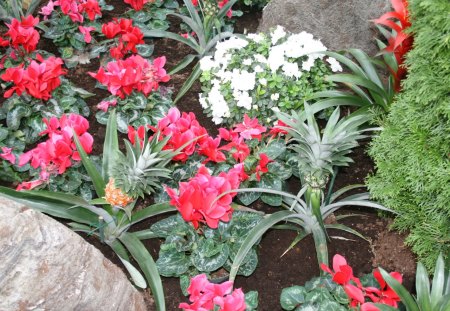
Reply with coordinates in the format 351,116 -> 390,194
2,1 -> 417,310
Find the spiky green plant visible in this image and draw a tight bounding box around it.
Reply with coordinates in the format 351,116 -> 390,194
111,133 -> 175,200
277,103 -> 374,189
0,0 -> 43,22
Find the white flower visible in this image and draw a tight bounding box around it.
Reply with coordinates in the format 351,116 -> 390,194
243,58 -> 252,66
199,94 -> 208,109
254,65 -> 264,73
282,62 -> 302,79
208,86 -> 230,124
254,54 -> 268,64
236,91 -> 253,110
247,33 -> 265,43
271,25 -> 286,45
271,93 -> 280,101
302,58 -> 316,71
231,69 -> 256,91
271,107 -> 280,113
326,57 -> 343,72
216,69 -> 233,83
252,104 -> 258,110
199,56 -> 218,71
268,45 -> 285,72
259,78 -> 267,86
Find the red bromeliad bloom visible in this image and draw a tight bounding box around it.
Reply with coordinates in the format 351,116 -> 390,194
233,114 -> 267,140
179,274 -> 246,311
322,254 -> 403,310
155,107 -> 207,162
1,55 -> 66,100
5,15 -> 40,53
17,114 -> 93,190
78,0 -> 102,21
89,55 -> 169,98
166,165 -> 242,229
101,18 -> 144,59
124,0 -> 152,11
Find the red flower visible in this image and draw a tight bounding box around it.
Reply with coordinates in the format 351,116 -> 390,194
101,18 -> 144,59
156,107 -> 207,162
365,269 -> 402,307
59,0 -> 84,23
124,0 -> 150,11
220,137 -> 250,163
255,153 -> 272,181
127,125 -> 146,146
89,55 -> 169,98
269,120 -> 289,137
1,55 -> 66,100
166,165 -> 240,229
233,114 -> 266,140
5,15 -> 40,53
0,147 -> 15,164
79,0 -> 102,21
18,114 -> 93,189
198,136 -> 226,163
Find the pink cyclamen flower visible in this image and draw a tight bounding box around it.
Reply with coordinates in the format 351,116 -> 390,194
0,147 -> 15,164
233,114 -> 267,140
79,26 -> 96,43
97,99 -> 117,112
39,0 -> 57,19
179,274 -> 246,311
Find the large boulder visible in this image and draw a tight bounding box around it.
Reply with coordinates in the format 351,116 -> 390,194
258,0 -> 392,55
0,196 -> 149,311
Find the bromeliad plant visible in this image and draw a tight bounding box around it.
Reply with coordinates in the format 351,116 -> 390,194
0,0 -> 43,22
224,103 -> 393,280
142,0 -> 237,102
0,111 -> 183,311
198,26 -> 341,126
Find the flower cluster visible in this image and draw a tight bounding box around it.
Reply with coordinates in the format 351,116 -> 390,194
102,18 -> 144,59
1,55 -> 66,100
1,16 -> 40,54
89,55 -> 170,98
191,0 -> 233,18
199,26 -> 341,125
179,274 -> 246,311
154,107 -> 208,162
17,114 -> 93,190
321,254 -> 402,310
166,165 -> 243,229
41,0 -> 102,23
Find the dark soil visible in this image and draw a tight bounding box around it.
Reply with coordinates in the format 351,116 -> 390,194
1,1 -> 417,310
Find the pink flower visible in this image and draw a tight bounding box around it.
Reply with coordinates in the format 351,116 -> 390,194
16,179 -> 45,191
179,274 -> 246,311
166,165 -> 240,229
59,0 -> 84,23
96,99 -> 117,112
0,147 -> 15,164
78,26 -> 96,43
39,0 -> 57,19
233,114 -> 266,140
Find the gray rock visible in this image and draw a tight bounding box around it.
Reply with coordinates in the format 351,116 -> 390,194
0,196 -> 150,311
258,0 -> 391,55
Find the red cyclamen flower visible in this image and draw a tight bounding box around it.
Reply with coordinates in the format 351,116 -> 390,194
101,18 -> 144,59
179,274 -> 246,311
5,15 -> 40,53
88,55 -> 169,99
78,0 -> 102,21
124,0 -> 151,11
166,165 -> 242,229
59,0 -> 84,23
1,55 -> 66,100
17,114 -> 93,190
255,153 -> 272,181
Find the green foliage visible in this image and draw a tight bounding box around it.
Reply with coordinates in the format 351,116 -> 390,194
198,27 -> 336,126
239,0 -> 269,8
151,212 -> 262,290
95,87 -> 174,133
367,0 -> 450,269
126,0 -> 179,32
0,0 -> 43,22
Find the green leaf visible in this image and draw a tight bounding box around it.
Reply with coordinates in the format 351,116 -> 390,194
101,110 -> 119,182
169,54 -> 196,75
431,254 -> 446,309
73,131 -> 105,198
192,241 -> 229,272
258,140 -> 286,160
237,182 -> 260,206
142,29 -> 201,54
130,201 -> 175,225
118,257 -> 147,289
416,262 -> 431,310
260,176 -> 282,206
280,286 -> 306,310
156,249 -> 191,276
174,62 -> 201,103
7,104 -> 31,130
379,268 -> 419,311
136,44 -> 154,57
244,291 -> 259,311
119,232 -> 166,311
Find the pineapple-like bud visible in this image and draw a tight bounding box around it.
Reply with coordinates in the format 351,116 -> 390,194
104,178 -> 134,207
203,0 -> 219,17
110,132 -> 176,199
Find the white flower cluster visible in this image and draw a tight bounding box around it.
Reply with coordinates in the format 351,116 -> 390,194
199,26 -> 342,125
